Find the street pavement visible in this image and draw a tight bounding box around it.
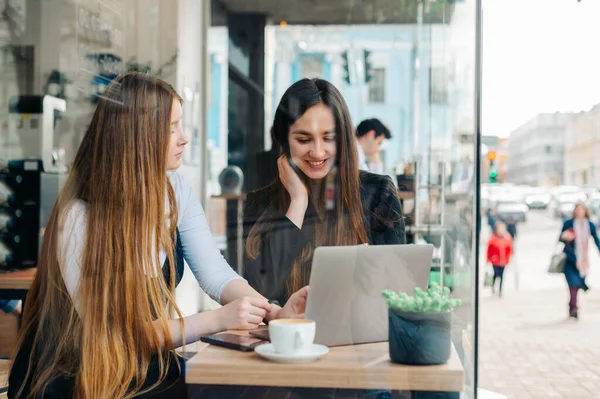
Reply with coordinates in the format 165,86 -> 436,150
478,209 -> 600,398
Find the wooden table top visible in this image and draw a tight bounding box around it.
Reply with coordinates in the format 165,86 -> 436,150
0,268 -> 36,290
185,330 -> 465,392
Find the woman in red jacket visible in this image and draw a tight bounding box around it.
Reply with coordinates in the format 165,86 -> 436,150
487,221 -> 513,297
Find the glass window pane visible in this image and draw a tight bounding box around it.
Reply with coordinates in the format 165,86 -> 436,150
1,1 -> 480,398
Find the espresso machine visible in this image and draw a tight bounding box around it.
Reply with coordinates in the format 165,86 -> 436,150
0,95 -> 66,269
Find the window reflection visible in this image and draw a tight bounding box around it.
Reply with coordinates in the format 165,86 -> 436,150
209,1 -> 477,396
0,0 -> 479,397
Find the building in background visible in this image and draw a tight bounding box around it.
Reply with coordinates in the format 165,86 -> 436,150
564,104 -> 600,186
505,113 -> 570,186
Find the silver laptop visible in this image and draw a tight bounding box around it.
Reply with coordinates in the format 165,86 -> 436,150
305,244 -> 434,347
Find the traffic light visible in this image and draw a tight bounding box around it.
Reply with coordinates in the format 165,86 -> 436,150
341,51 -> 351,85
487,151 -> 497,183
363,50 -> 374,83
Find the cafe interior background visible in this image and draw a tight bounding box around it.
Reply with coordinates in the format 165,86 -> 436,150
0,0 -> 480,396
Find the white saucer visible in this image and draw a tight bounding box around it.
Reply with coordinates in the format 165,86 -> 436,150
254,343 -> 329,364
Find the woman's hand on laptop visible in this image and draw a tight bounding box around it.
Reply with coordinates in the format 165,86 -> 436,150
273,286 -> 309,320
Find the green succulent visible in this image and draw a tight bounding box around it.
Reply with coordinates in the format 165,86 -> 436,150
382,283 -> 462,313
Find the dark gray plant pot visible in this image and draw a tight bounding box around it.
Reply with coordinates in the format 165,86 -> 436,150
388,308 -> 452,365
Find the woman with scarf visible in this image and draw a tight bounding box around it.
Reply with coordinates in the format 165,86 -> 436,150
560,202 -> 600,319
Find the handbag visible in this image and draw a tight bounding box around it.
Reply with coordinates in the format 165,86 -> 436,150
483,265 -> 494,287
548,242 -> 566,274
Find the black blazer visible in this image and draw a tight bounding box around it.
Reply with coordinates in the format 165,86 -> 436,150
242,171 -> 406,304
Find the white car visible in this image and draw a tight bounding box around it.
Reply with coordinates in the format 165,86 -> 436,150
552,187 -> 586,204
495,199 -> 528,223
525,193 -> 550,209
558,192 -> 587,203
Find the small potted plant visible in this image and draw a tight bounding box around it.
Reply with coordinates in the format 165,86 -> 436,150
382,283 -> 462,365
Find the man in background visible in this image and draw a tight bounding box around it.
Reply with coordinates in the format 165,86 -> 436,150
356,118 -> 391,174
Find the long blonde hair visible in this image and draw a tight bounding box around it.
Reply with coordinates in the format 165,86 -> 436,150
11,71 -> 185,398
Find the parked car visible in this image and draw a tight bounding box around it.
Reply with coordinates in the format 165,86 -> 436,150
551,186 -> 585,205
495,199 -> 528,223
525,192 -> 551,209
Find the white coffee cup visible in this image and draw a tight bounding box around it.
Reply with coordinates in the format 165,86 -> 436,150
268,319 -> 316,355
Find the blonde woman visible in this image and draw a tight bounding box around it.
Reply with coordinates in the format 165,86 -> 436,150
9,72 -> 307,399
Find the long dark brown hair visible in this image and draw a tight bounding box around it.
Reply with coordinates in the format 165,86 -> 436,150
246,78 -> 368,296
11,71 -> 184,398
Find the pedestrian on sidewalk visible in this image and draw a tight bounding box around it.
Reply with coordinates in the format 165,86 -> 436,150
560,202 -> 600,319
506,217 -> 519,287
506,217 -> 517,240
487,208 -> 497,232
486,221 -> 513,297
505,217 -> 518,257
